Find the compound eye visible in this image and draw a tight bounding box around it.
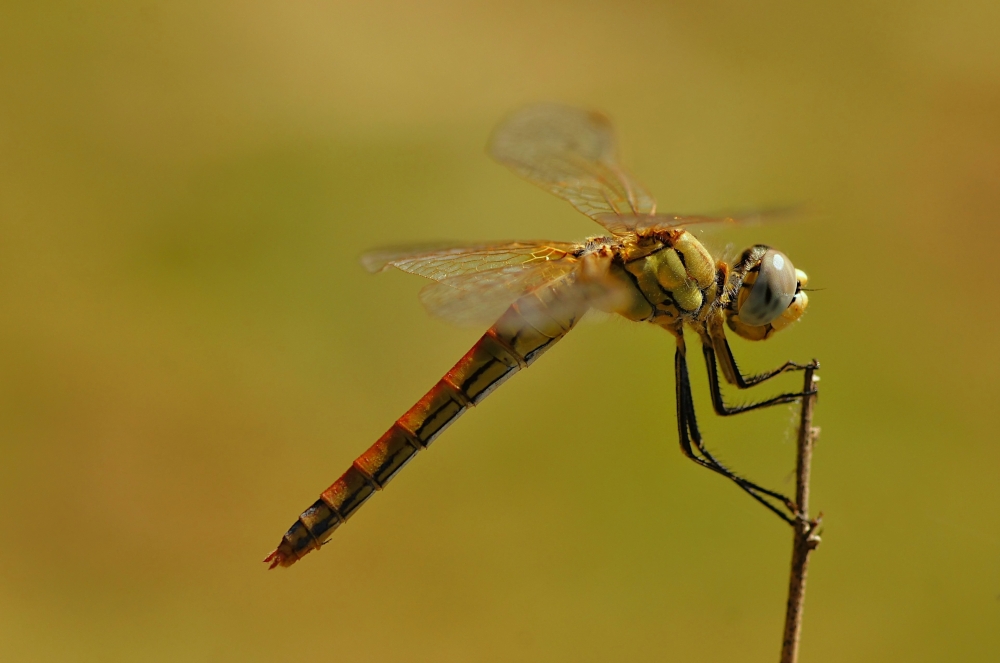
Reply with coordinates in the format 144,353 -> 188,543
738,249 -> 797,326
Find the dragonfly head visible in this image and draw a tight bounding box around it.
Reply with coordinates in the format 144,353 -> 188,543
726,245 -> 809,341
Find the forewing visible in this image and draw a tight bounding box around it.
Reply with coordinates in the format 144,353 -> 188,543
489,104 -> 657,233
595,206 -> 804,236
361,242 -> 581,326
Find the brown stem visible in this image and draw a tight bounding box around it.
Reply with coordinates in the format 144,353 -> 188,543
779,362 -> 822,663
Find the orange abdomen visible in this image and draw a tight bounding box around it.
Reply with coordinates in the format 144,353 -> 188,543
265,279 -> 585,568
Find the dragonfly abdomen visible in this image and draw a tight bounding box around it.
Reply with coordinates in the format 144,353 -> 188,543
265,279 -> 586,568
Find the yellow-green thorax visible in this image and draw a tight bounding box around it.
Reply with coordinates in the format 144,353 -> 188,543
618,229 -> 718,323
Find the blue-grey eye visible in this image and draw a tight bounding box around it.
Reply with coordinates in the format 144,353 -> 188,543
739,249 -> 797,326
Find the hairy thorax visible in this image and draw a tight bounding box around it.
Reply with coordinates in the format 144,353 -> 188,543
576,229 -> 722,327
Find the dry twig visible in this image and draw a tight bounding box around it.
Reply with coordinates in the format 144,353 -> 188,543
779,363 -> 822,663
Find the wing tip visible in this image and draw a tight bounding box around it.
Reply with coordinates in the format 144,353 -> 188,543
359,253 -> 386,273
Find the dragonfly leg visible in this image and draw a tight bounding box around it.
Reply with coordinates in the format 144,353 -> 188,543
701,344 -> 818,417
673,337 -> 796,524
709,326 -> 815,389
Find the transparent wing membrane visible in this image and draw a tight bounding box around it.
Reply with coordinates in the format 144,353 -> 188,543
362,242 -> 583,326
362,241 -> 579,277
488,104 -> 800,237
489,104 -> 658,232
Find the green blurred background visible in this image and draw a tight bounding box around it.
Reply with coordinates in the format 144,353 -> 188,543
2,1 -> 998,661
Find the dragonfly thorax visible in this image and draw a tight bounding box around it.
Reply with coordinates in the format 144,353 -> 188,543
609,229 -> 719,323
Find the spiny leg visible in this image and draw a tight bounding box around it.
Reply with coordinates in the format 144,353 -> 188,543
702,344 -> 817,417
676,348 -> 795,523
673,339 -> 796,524
710,327 -> 815,389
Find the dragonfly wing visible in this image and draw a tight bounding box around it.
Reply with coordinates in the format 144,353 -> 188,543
361,241 -> 583,326
418,262 -> 576,326
596,206 -> 806,235
489,104 -> 657,233
362,241 -> 577,276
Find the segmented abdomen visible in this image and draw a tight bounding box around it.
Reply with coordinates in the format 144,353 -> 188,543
265,276 -> 586,568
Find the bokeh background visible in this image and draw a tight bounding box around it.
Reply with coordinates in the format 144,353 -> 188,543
2,1 -> 999,661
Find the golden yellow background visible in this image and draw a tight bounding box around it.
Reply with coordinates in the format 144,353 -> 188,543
2,1 -> 998,661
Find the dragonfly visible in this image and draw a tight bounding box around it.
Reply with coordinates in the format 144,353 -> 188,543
264,103 -> 815,569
